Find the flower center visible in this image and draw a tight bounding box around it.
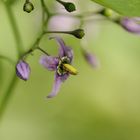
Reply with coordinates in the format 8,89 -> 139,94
57,56 -> 78,76
57,56 -> 70,75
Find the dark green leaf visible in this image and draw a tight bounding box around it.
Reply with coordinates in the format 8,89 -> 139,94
0,61 -> 3,85
91,0 -> 140,16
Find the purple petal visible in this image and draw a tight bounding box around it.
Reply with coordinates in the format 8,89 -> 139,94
16,60 -> 30,81
60,73 -> 69,82
47,73 -> 69,98
50,37 -> 73,62
121,17 -> 140,34
83,50 -> 100,69
40,55 -> 59,71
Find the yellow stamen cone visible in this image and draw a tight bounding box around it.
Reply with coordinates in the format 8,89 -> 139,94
63,63 -> 78,75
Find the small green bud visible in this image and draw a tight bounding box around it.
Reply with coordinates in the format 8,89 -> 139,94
64,2 -> 76,12
104,9 -> 113,17
100,8 -> 113,17
71,29 -> 85,39
23,1 -> 34,13
56,0 -> 76,12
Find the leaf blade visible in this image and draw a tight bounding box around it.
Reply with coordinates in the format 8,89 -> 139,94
91,0 -> 140,16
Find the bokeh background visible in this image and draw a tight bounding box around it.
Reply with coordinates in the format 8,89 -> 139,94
0,0 -> 140,140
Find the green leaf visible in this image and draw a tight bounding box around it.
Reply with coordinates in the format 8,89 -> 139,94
6,0 -> 19,5
91,0 -> 140,16
0,61 -> 3,85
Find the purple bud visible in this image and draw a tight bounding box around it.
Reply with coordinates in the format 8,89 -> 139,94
16,60 -> 30,81
83,50 -> 100,69
120,17 -> 140,34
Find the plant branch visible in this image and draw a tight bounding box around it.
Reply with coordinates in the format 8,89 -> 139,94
41,0 -> 51,17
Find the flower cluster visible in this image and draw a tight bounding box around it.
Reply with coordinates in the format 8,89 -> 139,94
16,37 -> 95,98
14,0 -> 102,99
15,0 -> 140,99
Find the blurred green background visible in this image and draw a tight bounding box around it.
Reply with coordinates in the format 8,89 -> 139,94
0,0 -> 140,140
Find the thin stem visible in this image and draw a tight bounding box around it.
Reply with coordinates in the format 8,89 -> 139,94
41,0 -> 50,17
23,31 -> 45,57
41,3 -> 46,29
4,3 -> 24,58
37,47 -> 50,56
30,32 -> 45,50
43,30 -> 73,35
56,0 -> 65,5
24,29 -> 73,57
51,9 -> 105,19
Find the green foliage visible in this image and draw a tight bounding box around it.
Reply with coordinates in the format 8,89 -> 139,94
5,0 -> 18,5
91,0 -> 140,16
0,62 -> 3,84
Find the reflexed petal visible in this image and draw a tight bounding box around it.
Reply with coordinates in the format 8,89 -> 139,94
47,73 -> 69,98
16,60 -> 30,81
40,55 -> 59,71
50,37 -> 73,62
121,17 -> 140,34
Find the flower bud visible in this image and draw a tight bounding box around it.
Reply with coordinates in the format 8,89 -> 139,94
120,17 -> 140,34
71,29 -> 85,39
100,8 -> 113,17
16,60 -> 30,81
23,1 -> 34,13
63,2 -> 76,12
56,0 -> 76,12
82,50 -> 100,69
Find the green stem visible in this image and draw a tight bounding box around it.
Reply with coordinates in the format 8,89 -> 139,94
56,0 -> 66,5
44,30 -> 70,34
22,32 -> 50,58
24,29 -> 76,56
41,2 -> 46,29
0,75 -> 18,120
37,47 -> 50,56
24,29 -> 74,56
41,0 -> 51,17
4,3 -> 24,58
44,30 -> 73,35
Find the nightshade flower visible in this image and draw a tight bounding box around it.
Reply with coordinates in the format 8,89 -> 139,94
16,60 -> 30,81
40,37 -> 78,98
120,17 -> 140,34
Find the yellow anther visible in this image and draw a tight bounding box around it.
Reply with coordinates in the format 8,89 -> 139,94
63,63 -> 78,75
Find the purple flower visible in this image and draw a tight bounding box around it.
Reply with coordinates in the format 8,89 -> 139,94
40,37 -> 78,98
120,17 -> 140,34
16,60 -> 30,81
82,49 -> 100,69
